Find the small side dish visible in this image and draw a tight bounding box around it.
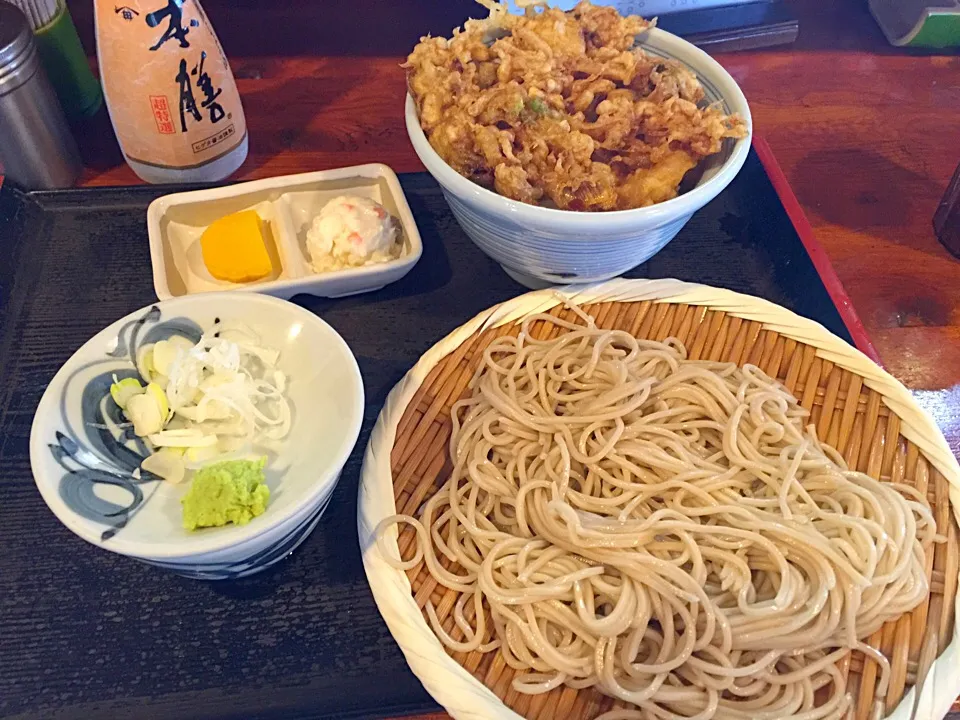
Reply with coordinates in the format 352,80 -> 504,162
405,0 -> 747,211
148,165 -> 423,300
200,209 -> 276,283
31,292 -> 364,578
306,195 -> 402,273
108,318 -> 290,529
111,321 -> 289,472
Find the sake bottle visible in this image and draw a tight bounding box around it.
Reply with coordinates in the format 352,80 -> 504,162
94,0 -> 248,183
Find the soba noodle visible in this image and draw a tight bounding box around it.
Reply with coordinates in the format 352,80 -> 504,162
377,309 -> 939,720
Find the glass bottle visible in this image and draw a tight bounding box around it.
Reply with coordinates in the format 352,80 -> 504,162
94,0 -> 248,183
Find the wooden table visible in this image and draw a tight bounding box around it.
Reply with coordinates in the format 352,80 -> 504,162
68,1 -> 960,717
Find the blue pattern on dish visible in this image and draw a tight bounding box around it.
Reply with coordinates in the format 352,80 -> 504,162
142,491 -> 333,580
50,306 -> 203,541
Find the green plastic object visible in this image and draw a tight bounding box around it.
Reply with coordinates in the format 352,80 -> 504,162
34,2 -> 103,119
903,10 -> 960,47
869,0 -> 960,49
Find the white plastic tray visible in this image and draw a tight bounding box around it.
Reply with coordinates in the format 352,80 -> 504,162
147,164 -> 423,300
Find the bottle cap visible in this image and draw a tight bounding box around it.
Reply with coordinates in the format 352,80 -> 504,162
0,2 -> 40,95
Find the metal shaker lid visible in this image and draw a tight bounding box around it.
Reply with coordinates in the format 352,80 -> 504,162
0,1 -> 39,93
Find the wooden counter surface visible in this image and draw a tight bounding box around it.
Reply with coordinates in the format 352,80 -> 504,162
70,0 -> 960,717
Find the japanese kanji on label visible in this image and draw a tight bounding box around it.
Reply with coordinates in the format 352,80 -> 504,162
94,0 -> 247,182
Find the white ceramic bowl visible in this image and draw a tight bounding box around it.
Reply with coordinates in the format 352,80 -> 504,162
30,293 -> 364,579
138,487 -> 337,579
405,28 -> 752,288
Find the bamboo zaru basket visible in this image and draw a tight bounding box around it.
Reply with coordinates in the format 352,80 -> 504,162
359,279 -> 960,720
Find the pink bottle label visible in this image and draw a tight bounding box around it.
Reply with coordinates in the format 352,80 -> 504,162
98,0 -> 247,170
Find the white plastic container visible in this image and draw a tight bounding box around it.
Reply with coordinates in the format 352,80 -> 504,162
94,0 -> 248,184
147,163 -> 423,300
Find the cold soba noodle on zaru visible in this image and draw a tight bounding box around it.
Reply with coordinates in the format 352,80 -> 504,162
377,306 -> 940,720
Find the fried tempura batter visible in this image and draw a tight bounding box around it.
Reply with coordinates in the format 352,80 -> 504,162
406,1 -> 747,211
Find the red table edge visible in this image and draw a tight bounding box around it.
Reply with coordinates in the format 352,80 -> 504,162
751,137 -> 882,365
0,144 -> 880,367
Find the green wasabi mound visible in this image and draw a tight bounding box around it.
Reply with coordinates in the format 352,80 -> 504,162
181,458 -> 270,531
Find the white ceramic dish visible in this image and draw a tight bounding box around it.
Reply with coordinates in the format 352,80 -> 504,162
139,488 -> 336,580
30,292 -> 364,577
358,278 -> 960,720
147,164 -> 423,300
405,28 -> 752,289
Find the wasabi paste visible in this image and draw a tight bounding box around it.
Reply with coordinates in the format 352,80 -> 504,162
181,458 -> 270,531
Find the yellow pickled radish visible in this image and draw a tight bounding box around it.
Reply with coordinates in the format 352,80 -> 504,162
200,209 -> 275,283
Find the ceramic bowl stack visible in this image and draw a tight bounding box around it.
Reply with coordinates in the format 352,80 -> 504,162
29,293 -> 364,580
406,27 -> 753,289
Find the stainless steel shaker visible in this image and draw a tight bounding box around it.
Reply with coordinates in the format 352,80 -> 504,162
0,1 -> 81,189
